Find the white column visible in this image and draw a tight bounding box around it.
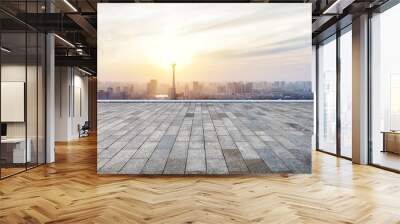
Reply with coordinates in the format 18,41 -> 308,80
352,14 -> 369,164
46,33 -> 55,163
45,0 -> 56,163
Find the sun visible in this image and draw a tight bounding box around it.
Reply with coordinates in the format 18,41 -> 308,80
144,35 -> 193,71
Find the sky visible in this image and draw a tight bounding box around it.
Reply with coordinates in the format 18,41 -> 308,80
98,3 -> 311,83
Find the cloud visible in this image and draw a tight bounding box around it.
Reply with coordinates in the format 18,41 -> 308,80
198,34 -> 309,60
179,5 -> 307,36
234,36 -> 309,58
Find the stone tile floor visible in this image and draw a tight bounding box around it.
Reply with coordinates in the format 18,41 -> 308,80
97,102 -> 313,175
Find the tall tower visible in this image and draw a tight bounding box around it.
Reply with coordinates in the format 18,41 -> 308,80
171,63 -> 176,100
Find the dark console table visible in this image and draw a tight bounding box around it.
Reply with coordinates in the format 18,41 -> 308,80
382,131 -> 400,154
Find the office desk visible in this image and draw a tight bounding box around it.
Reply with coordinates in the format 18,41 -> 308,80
1,138 -> 31,163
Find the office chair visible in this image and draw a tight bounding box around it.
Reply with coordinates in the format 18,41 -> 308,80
79,121 -> 90,138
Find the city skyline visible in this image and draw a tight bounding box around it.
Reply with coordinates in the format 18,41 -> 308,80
98,80 -> 313,100
98,4 -> 311,84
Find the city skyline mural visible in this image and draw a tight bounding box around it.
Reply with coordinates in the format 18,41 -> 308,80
97,3 -> 313,175
98,3 -> 312,100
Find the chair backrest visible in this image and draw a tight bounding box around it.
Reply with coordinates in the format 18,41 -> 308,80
82,121 -> 90,129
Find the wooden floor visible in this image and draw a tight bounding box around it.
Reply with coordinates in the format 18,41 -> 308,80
1,136 -> 400,223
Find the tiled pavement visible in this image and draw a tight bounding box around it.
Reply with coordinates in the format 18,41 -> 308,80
97,102 -> 313,175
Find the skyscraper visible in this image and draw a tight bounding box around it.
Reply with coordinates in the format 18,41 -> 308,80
147,79 -> 158,98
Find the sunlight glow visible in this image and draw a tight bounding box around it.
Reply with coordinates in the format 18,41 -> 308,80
144,37 -> 194,71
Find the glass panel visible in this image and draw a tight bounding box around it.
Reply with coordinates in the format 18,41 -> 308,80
27,31 -> 38,169
1,31 -> 27,177
38,33 -> 46,165
340,29 -> 352,158
312,46 -> 317,150
26,0 -> 38,169
318,37 -> 337,154
371,4 -> 400,171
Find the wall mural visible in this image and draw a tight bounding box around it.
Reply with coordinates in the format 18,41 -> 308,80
97,3 -> 313,175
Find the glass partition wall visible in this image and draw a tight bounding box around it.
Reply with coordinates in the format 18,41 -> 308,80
317,35 -> 337,154
316,26 -> 352,159
370,3 -> 400,171
0,4 -> 46,179
339,27 -> 352,159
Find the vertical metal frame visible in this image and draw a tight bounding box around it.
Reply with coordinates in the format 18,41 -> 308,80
336,29 -> 341,157
44,0 -> 48,165
0,23 -> 2,179
36,0 -> 39,167
367,11 -> 373,165
72,68 -> 75,118
315,44 -> 320,150
24,0 -> 28,171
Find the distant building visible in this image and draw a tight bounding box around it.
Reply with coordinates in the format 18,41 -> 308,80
98,90 -> 108,99
244,82 -> 253,93
106,87 -> 114,98
147,80 -> 158,98
123,85 -> 134,99
192,81 -> 202,98
184,84 -> 190,99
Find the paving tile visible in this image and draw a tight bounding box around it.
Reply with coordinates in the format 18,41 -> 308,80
125,136 -> 148,150
207,159 -> 229,174
157,135 -> 176,150
259,135 -> 275,142
148,130 -> 165,141
98,150 -> 136,174
169,142 -> 189,159
218,135 -> 236,149
119,158 -> 148,174
222,148 -> 249,174
245,159 -> 271,173
204,132 -> 219,142
133,142 -> 158,159
189,141 -> 204,150
166,126 -> 180,135
190,135 -> 204,142
216,126 -> 229,136
164,158 -> 187,174
236,142 -> 261,160
205,149 -> 224,160
205,142 -> 221,150
141,159 -> 168,174
176,135 -> 190,142
186,149 -> 206,174
255,149 -> 291,173
98,149 -> 118,159
191,127 -> 203,136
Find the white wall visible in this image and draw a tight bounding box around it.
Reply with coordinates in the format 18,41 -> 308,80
1,65 -> 37,138
71,73 -> 89,138
55,67 -> 89,141
55,67 -> 70,141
